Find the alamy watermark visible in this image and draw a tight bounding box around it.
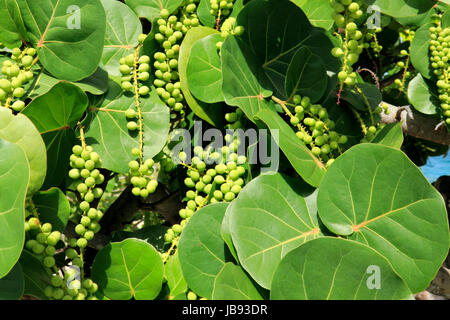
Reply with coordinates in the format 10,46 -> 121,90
67,5 -> 81,30
366,5 -> 381,30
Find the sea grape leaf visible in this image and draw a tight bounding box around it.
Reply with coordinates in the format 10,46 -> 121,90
22,82 -> 88,188
291,0 -> 334,30
197,0 -> 215,28
340,83 -> 382,112
19,251 -> 52,300
211,263 -> 263,300
371,123 -> 404,149
271,237 -> 413,300
407,73 -> 439,115
0,262 -> 24,300
165,252 -> 188,298
101,0 -> 142,76
221,202 -> 239,263
84,85 -> 170,174
255,107 -> 326,188
221,35 -> 273,120
361,0 -> 435,18
0,108 -> 46,195
229,173 -> 322,289
18,0 -> 106,81
187,34 -> 224,103
32,188 -> 70,233
179,26 -> 224,127
317,143 -> 450,293
0,138 -> 29,278
126,0 -> 183,22
92,238 -> 164,300
410,22 -> 434,80
111,225 -> 169,253
178,203 -> 233,300
0,0 -> 26,48
285,46 -> 328,102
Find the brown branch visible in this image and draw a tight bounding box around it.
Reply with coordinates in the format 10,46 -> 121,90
380,102 -> 450,146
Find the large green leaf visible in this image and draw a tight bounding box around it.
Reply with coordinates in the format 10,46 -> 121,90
229,173 -> 322,289
92,238 -> 164,300
371,123 -> 404,149
19,251 -> 52,300
255,107 -> 326,188
18,0 -> 106,81
407,73 -> 439,115
235,0 -> 339,101
22,82 -> 88,188
0,108 -> 46,195
0,138 -> 29,278
126,0 -> 183,22
291,0 -> 334,30
0,0 -> 26,48
221,35 -> 273,120
25,69 -> 109,99
84,85 -> 170,173
271,237 -> 413,300
317,144 -> 450,293
0,263 -> 24,300
165,252 -> 188,298
101,0 -> 142,76
187,34 -> 224,103
32,188 -> 70,233
361,0 -> 435,18
211,263 -> 263,300
178,203 -> 233,300
179,26 -> 224,127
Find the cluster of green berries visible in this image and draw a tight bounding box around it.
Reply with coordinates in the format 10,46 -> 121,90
119,52 -> 150,97
224,108 -> 244,129
164,141 -> 246,243
0,47 -> 36,111
25,217 -> 61,269
429,24 -> 450,126
128,155 -> 159,198
393,49 -> 410,91
210,0 -> 234,17
68,144 -> 105,248
289,95 -> 347,165
153,4 -> 199,119
365,28 -> 383,56
330,0 -> 365,86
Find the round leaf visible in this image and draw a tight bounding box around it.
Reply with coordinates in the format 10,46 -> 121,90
407,73 -> 439,115
229,173 -> 322,289
178,203 -> 232,299
0,108 -> 46,195
271,237 -> 413,300
291,0 -> 334,30
317,144 -> 450,293
32,187 -> 70,233
0,138 -> 29,278
0,263 -> 24,300
92,238 -> 164,300
187,34 -> 224,103
165,252 -> 188,298
410,22 -> 433,79
126,0 -> 183,22
18,0 -> 106,81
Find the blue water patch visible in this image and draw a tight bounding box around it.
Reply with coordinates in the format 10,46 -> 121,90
420,154 -> 450,183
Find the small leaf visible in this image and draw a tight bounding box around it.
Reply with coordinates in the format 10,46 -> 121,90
340,83 -> 382,112
187,34 -> 224,103
371,123 -> 404,149
0,108 -> 46,195
229,173 -> 322,289
410,22 -> 433,79
101,0 -> 142,76
291,0 -> 334,30
92,238 -> 164,300
165,253 -> 188,298
197,0 -> 216,28
111,225 -> 170,253
317,144 -> 450,293
0,263 -> 24,300
0,0 -> 26,48
32,188 -> 70,233
255,107 -> 326,188
361,0 -> 435,18
18,0 -> 106,81
221,202 -> 239,263
407,73 -> 439,115
0,138 -> 29,278
178,203 -> 232,299
271,237 -> 413,300
212,263 -> 263,300
19,251 -> 52,300
126,0 -> 183,22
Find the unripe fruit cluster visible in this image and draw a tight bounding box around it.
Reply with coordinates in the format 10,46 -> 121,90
224,108 -> 244,130
0,47 -> 36,111
210,0 -> 234,17
429,24 -> 450,126
219,17 -> 244,39
164,141 -> 247,243
330,0 -> 366,86
289,95 -> 347,165
25,218 -> 61,269
129,156 -> 159,198
119,52 -> 150,100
